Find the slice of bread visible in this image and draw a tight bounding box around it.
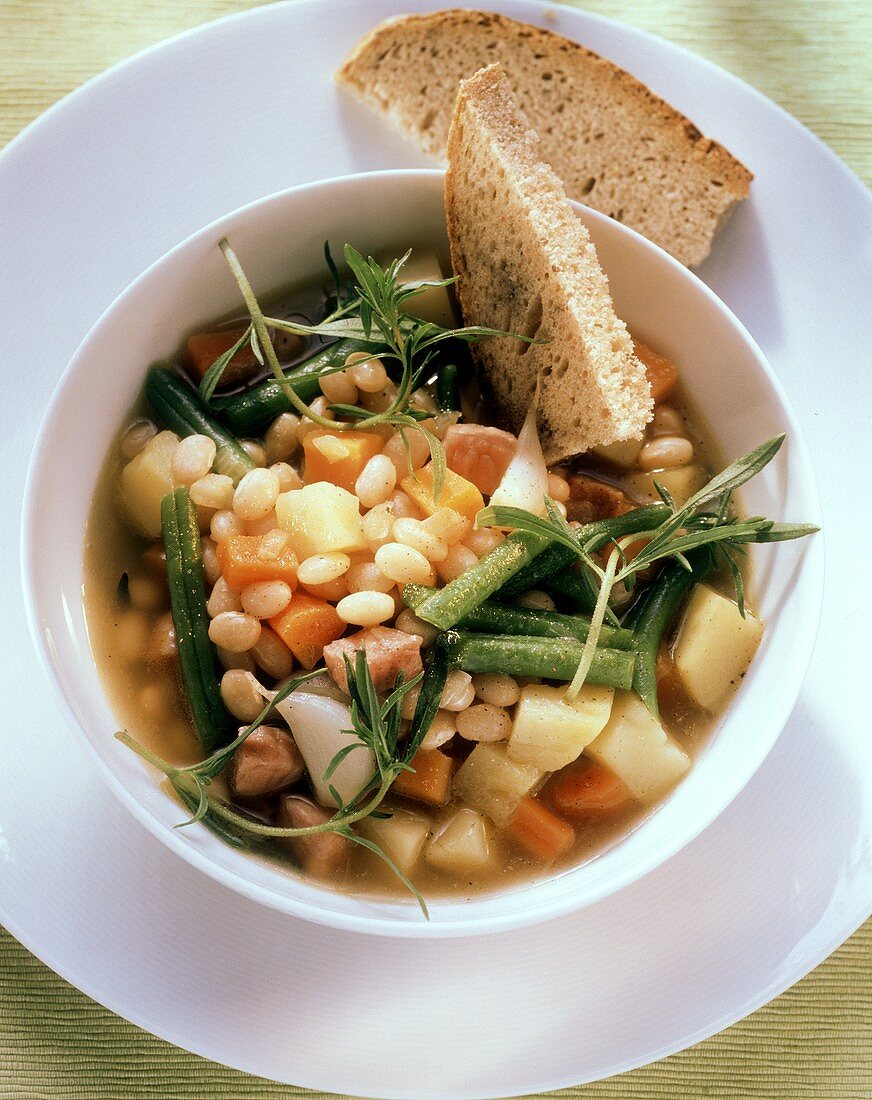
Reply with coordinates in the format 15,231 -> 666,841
337,10 -> 752,267
444,63 -> 652,463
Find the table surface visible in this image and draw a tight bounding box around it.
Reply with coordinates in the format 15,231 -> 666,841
1,1 -> 870,1097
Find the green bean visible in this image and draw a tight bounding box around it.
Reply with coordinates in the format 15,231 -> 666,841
542,568 -> 598,613
210,337 -> 380,435
413,532 -> 553,630
435,362 -> 461,412
401,584 -> 633,649
161,487 -> 231,752
498,504 -> 671,599
450,632 -> 635,690
625,550 -> 713,716
146,366 -> 254,485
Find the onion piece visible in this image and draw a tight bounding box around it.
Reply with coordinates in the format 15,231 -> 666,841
246,675 -> 375,808
488,406 -> 548,516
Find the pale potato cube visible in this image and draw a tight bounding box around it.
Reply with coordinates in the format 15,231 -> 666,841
589,435 -> 644,469
673,584 -> 764,711
391,249 -> 457,328
508,684 -> 614,772
119,429 -> 179,537
586,690 -> 690,803
275,482 -> 367,559
626,464 -> 707,509
425,808 -> 491,873
452,743 -> 543,827
358,809 -> 430,874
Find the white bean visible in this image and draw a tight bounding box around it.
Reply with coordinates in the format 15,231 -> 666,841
375,542 -> 433,586
400,683 -> 421,720
297,552 -> 351,586
240,439 -> 267,467
355,454 -> 397,509
246,512 -> 279,537
269,462 -> 302,492
440,670 -> 475,712
217,647 -> 256,673
120,419 -> 156,460
650,405 -> 684,438
362,502 -> 395,550
358,381 -> 398,413
251,628 -> 295,679
422,507 -> 470,546
436,544 -> 478,583
190,473 -> 234,510
233,468 -> 281,521
393,517 -> 448,562
456,703 -> 512,742
638,435 -> 694,471
345,561 -> 394,594
515,590 -> 555,611
207,576 -> 242,618
200,537 -> 222,585
383,429 -> 431,478
210,509 -> 245,543
172,434 -> 216,485
389,491 -> 419,520
128,573 -> 164,612
463,527 -> 504,557
336,591 -> 395,627
240,580 -> 293,619
301,576 -> 348,601
345,351 -> 388,393
420,710 -> 457,751
265,413 -> 301,463
394,608 -> 440,646
220,669 -> 263,722
546,472 -> 571,503
319,369 -> 358,405
208,611 -> 261,652
472,673 -> 521,708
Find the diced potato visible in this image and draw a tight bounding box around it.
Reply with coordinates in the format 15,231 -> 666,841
358,809 -> 431,874
585,690 -> 690,803
673,584 -> 764,710
275,482 -> 367,559
452,742 -> 543,827
589,436 -> 644,469
626,464 -> 707,509
425,808 -> 491,873
390,249 -> 457,328
119,430 -> 179,537
508,684 -> 614,772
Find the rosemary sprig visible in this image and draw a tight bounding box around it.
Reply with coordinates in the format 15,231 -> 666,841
118,642 -> 452,915
210,241 -> 532,495
476,434 -> 818,700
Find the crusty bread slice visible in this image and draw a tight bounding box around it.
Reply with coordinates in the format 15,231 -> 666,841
337,10 -> 752,267
444,64 -> 652,463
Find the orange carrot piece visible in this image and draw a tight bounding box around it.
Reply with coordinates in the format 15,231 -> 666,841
268,592 -> 346,669
185,326 -> 260,387
303,429 -> 383,493
392,749 -> 454,807
505,797 -> 575,863
549,762 -> 632,818
401,463 -> 484,521
633,339 -> 680,403
216,534 -> 298,590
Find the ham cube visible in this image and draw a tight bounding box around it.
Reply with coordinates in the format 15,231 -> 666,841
323,626 -> 424,694
444,424 -> 517,497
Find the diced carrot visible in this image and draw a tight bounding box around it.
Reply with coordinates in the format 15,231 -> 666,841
633,339 -> 680,404
303,429 -> 383,493
185,326 -> 260,387
443,424 -> 517,496
505,796 -> 575,863
216,534 -> 298,590
392,749 -> 454,807
401,463 -> 484,521
548,762 -> 632,818
268,592 -> 346,669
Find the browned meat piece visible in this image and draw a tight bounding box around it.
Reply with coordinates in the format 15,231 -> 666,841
323,626 -> 423,694
276,794 -> 350,879
228,726 -> 305,799
566,474 -> 632,522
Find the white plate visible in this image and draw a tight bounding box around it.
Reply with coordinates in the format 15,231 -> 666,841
1,1 -> 870,1095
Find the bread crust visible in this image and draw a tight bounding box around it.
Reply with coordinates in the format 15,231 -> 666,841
338,9 -> 753,266
445,63 -> 653,463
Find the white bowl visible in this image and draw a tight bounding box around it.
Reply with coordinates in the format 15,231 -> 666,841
23,170 -> 823,937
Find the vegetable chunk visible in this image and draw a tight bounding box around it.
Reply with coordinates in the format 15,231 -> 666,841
585,690 -> 689,802
444,423 -> 517,496
120,430 -> 179,537
216,533 -> 298,590
425,808 -> 491,872
303,429 -> 383,493
401,463 -> 484,521
269,592 -> 345,669
452,742 -> 543,827
276,482 -> 367,558
672,583 -> 764,710
505,796 -> 575,862
508,683 -> 614,771
358,809 -> 431,873
392,749 -> 454,807
323,626 -> 423,694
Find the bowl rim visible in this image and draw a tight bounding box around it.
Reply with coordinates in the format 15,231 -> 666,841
21,168 -> 824,938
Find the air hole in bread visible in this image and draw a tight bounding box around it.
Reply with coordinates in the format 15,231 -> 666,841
421,108 -> 437,130
517,294 -> 543,357
580,177 -> 596,195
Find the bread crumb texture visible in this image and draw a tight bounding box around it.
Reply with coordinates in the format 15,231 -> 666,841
337,9 -> 753,266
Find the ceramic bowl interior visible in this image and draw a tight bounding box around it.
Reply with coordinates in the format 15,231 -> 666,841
23,170 -> 823,937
